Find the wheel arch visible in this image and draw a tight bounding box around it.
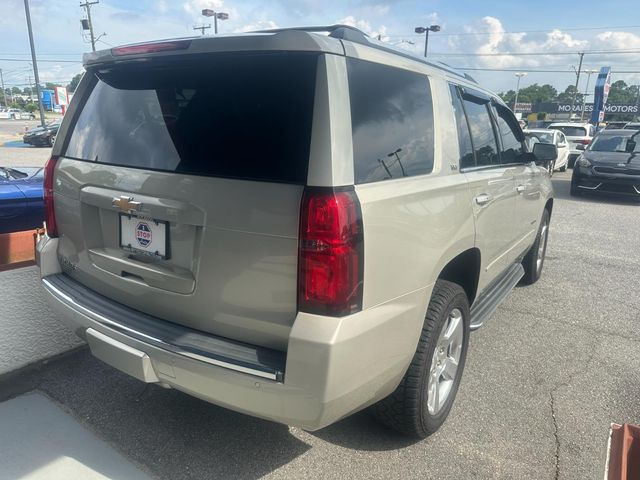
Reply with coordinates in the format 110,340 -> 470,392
436,248 -> 481,305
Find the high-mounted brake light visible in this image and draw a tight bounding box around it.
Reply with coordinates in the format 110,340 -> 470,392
298,187 -> 364,317
112,40 -> 192,56
43,156 -> 59,237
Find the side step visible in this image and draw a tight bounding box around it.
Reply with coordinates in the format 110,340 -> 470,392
469,263 -> 524,331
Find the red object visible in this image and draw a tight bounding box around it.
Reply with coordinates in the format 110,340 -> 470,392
607,423 -> 640,480
577,139 -> 591,145
43,156 -> 59,238
298,187 -> 363,316
112,40 -> 192,56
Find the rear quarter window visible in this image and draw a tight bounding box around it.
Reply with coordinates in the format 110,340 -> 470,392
347,58 -> 435,184
64,53 -> 319,184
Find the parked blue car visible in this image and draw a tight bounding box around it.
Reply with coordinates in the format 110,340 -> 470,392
0,167 -> 44,234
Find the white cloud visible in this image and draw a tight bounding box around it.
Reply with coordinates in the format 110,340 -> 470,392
234,20 -> 279,33
337,15 -> 388,41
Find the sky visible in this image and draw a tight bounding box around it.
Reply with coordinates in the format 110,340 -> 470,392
1,0 -> 640,98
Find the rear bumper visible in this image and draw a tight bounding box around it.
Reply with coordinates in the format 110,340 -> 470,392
37,236 -> 429,430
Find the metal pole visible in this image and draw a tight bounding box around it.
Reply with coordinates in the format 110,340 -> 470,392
214,14 -> 218,35
0,69 -> 6,107
569,52 -> 584,120
580,71 -> 594,122
424,29 -> 429,57
514,75 -> 523,111
23,0 -> 46,126
80,1 -> 99,52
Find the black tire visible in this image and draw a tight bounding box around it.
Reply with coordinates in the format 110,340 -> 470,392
370,280 -> 470,438
521,209 -> 550,285
568,156 -> 576,169
559,164 -> 567,172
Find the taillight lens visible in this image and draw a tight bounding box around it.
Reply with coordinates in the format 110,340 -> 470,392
112,40 -> 192,56
43,156 -> 59,237
298,187 -> 364,317
577,139 -> 591,145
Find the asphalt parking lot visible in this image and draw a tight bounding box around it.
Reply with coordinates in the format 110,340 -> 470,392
1,143 -> 639,479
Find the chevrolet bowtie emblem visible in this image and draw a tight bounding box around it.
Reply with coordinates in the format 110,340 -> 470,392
112,196 -> 142,213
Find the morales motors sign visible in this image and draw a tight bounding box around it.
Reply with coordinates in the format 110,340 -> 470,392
533,103 -> 639,114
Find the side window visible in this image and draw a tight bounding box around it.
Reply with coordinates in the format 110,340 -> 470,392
449,84 -> 476,169
492,104 -> 525,165
461,96 -> 499,167
557,132 -> 566,145
347,58 -> 435,184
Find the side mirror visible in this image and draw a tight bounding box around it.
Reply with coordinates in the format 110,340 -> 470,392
532,142 -> 558,165
626,140 -> 636,153
575,144 -> 586,151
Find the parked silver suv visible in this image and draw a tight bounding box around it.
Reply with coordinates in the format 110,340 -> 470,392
38,26 -> 555,437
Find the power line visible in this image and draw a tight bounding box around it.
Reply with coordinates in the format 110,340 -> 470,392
386,24 -> 640,38
0,58 -> 81,63
428,49 -> 640,57
452,67 -> 640,74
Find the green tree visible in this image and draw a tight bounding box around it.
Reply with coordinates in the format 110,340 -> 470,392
11,86 -> 21,95
67,73 -> 83,93
498,83 -> 558,105
556,85 -> 583,104
24,103 -> 38,113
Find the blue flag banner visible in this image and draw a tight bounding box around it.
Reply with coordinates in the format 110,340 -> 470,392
590,67 -> 611,125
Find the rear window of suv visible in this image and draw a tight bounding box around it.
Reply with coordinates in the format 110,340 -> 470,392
64,53 -> 318,184
552,126 -> 587,137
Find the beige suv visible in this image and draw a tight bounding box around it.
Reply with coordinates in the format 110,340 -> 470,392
37,26 -> 555,437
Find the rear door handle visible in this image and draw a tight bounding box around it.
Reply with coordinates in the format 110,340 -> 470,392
516,185 -> 525,194
475,193 -> 492,206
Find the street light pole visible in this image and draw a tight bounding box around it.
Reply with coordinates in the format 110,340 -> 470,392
414,24 -> 440,58
580,69 -> 598,121
202,9 -> 229,35
0,69 -> 6,107
513,72 -> 527,112
22,0 -> 46,126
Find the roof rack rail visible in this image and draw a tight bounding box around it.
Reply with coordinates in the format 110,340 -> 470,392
252,24 -> 476,83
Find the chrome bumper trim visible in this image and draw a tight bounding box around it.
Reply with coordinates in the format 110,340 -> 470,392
42,276 -> 280,381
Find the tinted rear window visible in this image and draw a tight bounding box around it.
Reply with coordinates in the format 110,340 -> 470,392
64,53 -> 318,184
347,58 -> 434,184
552,126 -> 587,137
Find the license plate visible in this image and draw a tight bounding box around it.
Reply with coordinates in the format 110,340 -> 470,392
119,214 -> 169,258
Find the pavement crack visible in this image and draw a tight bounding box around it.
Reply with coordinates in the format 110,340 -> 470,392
549,392 -> 560,480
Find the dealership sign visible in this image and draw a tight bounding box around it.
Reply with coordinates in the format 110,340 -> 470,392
591,67 -> 612,124
533,102 -> 639,114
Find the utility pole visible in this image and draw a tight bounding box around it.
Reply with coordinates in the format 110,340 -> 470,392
193,24 -> 211,35
580,69 -> 598,121
0,69 -> 6,107
23,0 -> 46,126
569,52 -> 584,121
80,0 -> 99,52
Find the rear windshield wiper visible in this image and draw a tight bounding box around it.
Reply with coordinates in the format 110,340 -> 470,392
0,167 -> 29,179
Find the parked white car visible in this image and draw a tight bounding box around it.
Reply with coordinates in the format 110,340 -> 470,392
524,129 -> 570,172
0,108 -> 35,120
547,122 -> 595,168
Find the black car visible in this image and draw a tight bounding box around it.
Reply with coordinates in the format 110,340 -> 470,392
570,129 -> 640,198
22,120 -> 61,147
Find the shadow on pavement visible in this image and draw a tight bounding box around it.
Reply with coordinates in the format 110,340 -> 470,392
551,173 -> 640,206
1,349 -> 311,480
308,410 -> 421,451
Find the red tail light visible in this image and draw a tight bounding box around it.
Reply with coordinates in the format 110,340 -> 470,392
43,156 -> 59,237
112,40 -> 191,56
577,139 -> 591,145
298,187 -> 364,317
